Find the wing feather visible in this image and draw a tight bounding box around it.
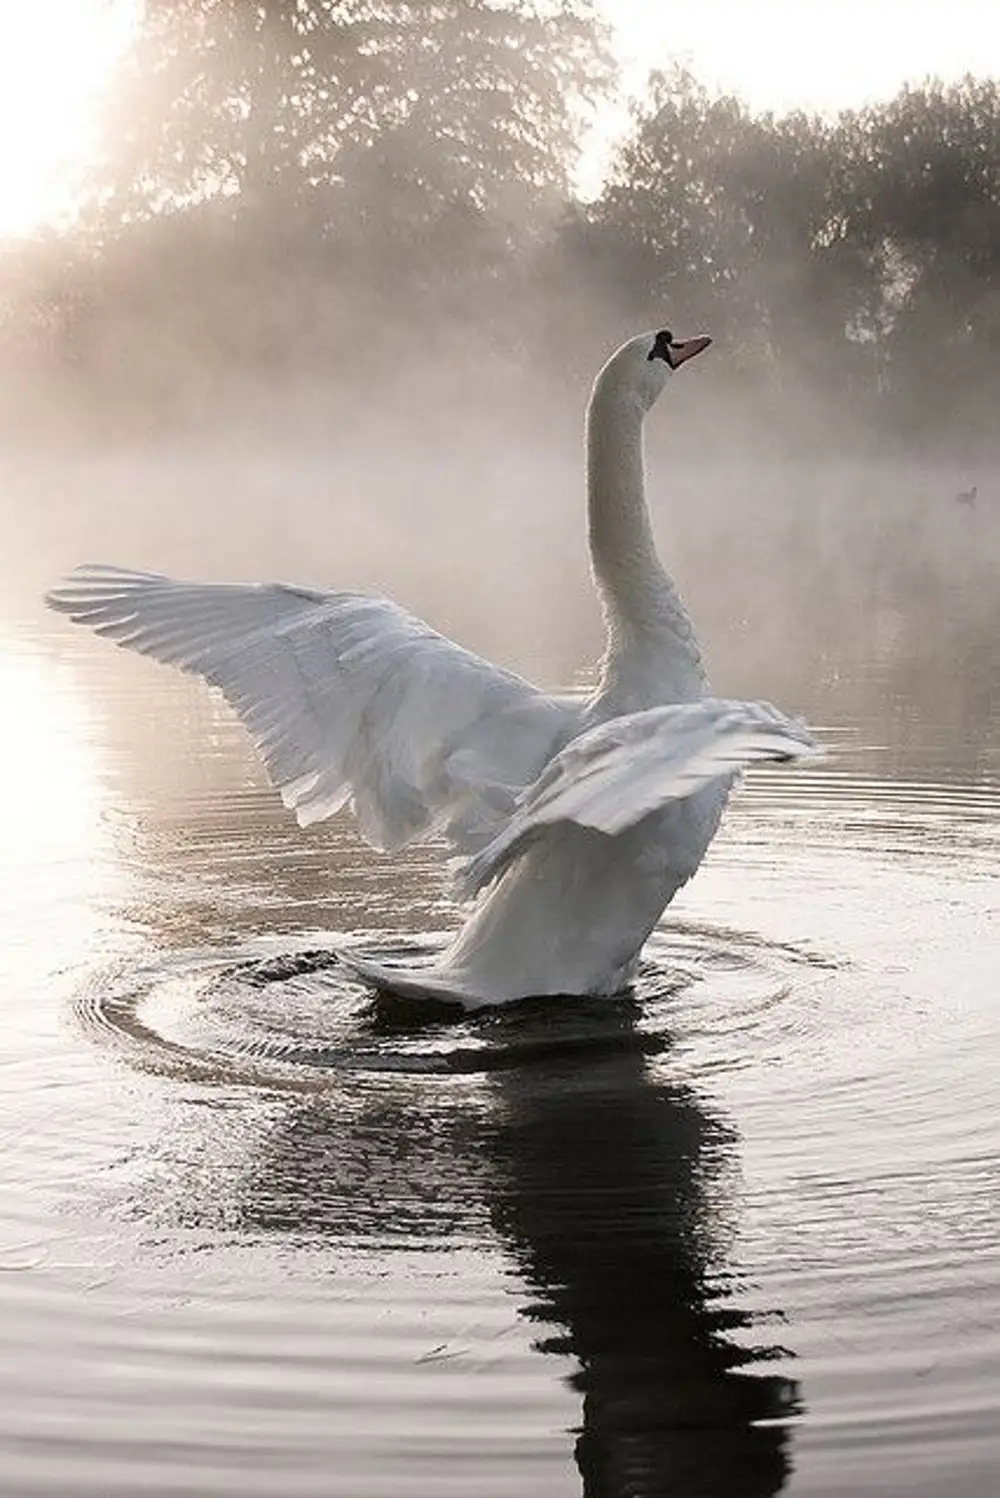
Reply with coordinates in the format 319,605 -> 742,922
456,697 -> 821,897
46,564 -> 572,850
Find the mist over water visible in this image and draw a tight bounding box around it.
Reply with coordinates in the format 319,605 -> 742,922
7,394 -> 998,761
1,4 -> 999,1494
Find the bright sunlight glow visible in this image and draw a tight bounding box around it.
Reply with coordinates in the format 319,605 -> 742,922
0,1 -> 135,239
0,646 -> 112,973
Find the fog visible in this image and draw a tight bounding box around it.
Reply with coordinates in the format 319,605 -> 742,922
2,17 -> 999,1495
1,4 -> 997,763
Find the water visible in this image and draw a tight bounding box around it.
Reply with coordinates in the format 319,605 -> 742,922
1,606 -> 998,1498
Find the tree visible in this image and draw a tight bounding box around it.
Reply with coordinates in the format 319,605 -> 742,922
95,0 -> 612,238
557,68 -> 999,446
837,77 -> 1000,436
567,71 -> 874,373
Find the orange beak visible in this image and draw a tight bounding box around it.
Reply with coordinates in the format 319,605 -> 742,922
669,334 -> 712,368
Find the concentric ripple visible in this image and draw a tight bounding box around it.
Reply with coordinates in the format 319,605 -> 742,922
74,921 -> 835,1092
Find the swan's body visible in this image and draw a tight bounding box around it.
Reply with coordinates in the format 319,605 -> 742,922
955,484 -> 977,507
47,329 -> 817,1007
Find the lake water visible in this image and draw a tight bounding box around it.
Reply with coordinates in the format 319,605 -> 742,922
2,569 -> 998,1497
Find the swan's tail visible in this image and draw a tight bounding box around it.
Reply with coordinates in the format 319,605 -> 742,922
453,697 -> 821,901
335,945 -> 494,1009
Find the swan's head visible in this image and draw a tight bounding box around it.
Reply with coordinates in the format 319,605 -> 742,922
595,328 -> 712,412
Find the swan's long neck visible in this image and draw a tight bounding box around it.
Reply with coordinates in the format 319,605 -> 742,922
587,386 -> 704,700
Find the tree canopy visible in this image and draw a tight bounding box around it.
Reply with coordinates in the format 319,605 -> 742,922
98,1 -> 611,233
0,10 -> 996,449
564,70 -> 1000,438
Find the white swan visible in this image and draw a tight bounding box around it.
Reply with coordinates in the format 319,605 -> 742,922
46,328 -> 818,1007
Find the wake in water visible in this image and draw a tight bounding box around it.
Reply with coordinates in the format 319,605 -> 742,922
74,922 -> 835,1091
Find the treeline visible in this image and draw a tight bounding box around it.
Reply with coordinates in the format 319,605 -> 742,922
0,0 -> 997,450
571,69 -> 1000,447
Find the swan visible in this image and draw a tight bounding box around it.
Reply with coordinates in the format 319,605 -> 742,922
46,327 -> 818,1007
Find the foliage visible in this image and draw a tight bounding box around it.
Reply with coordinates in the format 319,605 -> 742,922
565,69 -> 1000,440
0,11 -> 997,450
840,78 -> 1000,431
97,1 -> 611,233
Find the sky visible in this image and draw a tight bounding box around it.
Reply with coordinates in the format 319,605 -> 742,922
603,1 -> 1000,117
0,0 -> 998,237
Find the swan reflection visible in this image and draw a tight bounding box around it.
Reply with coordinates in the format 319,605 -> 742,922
482,1003 -> 798,1496
219,990 -> 798,1496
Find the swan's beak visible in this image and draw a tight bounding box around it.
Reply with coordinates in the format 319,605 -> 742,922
669,335 -> 712,368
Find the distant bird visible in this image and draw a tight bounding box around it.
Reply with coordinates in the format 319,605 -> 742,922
955,484 -> 978,507
46,328 -> 818,1008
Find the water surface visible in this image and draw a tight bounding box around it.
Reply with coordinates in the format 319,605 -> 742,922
1,613 -> 998,1498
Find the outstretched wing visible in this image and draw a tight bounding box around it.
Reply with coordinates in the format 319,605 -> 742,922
456,697 -> 820,897
46,565 -> 573,851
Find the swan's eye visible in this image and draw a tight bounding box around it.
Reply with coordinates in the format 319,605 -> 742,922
647,330 -> 675,363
